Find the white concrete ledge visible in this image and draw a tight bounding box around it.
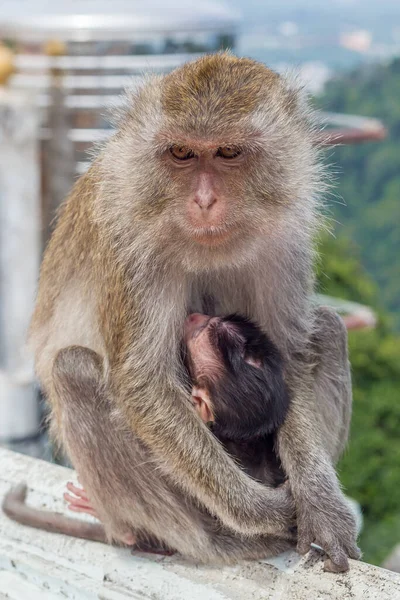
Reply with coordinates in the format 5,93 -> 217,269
0,448 -> 399,600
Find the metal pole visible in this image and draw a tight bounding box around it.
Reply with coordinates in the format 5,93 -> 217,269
42,39 -> 75,244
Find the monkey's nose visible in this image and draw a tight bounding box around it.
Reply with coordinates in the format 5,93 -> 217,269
194,192 -> 217,210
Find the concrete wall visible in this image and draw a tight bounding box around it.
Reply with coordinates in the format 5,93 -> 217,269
1,448 -> 400,599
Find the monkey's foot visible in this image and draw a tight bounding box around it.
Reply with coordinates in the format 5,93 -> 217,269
64,483 -> 173,554
297,500 -> 361,572
65,483 -> 137,546
64,482 -> 98,518
121,532 -> 137,545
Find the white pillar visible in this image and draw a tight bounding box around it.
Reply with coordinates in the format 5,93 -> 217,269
0,87 -> 42,456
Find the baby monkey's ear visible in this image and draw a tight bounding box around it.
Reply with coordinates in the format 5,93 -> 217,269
191,386 -> 214,424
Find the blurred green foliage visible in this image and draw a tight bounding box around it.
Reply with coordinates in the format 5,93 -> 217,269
316,234 -> 400,566
318,58 -> 400,329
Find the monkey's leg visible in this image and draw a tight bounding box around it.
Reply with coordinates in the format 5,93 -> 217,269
61,471 -> 295,562
312,306 -> 352,464
52,346 -> 142,546
278,306 -> 360,573
53,346 -> 199,556
62,473 -> 296,562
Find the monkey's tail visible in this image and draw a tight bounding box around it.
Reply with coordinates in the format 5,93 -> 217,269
2,482 -> 107,543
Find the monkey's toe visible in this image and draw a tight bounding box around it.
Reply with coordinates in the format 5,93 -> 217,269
323,555 -> 349,573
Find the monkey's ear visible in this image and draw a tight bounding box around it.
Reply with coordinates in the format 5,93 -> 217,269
191,386 -> 214,424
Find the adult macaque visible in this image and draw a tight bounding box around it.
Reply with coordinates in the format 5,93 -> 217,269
27,53 -> 359,571
3,313 -> 293,559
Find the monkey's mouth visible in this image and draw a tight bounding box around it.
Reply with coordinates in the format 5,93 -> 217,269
190,226 -> 235,246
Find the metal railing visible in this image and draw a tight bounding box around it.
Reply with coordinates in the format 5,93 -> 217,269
316,111 -> 387,145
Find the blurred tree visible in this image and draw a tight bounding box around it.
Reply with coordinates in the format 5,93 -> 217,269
316,234 -> 400,565
318,58 -> 400,328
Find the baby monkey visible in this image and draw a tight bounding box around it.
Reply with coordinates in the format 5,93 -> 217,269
183,313 -> 289,486
3,314 -> 290,551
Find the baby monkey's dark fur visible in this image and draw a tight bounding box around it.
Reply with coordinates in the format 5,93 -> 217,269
184,314 -> 290,486
204,314 -> 289,440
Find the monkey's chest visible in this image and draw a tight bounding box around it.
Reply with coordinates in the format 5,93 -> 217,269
189,286 -> 252,319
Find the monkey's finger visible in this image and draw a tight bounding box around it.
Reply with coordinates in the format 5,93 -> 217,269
66,481 -> 87,499
318,537 -> 351,573
323,548 -> 349,573
66,483 -> 92,506
64,494 -> 98,517
68,504 -> 98,518
78,490 -> 90,503
324,555 -> 349,573
66,482 -> 83,495
64,492 -> 94,513
296,531 -> 314,555
64,493 -> 89,507
322,533 -> 361,567
346,543 -> 362,561
74,477 -> 91,499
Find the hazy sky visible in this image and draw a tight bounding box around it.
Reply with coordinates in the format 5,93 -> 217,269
229,0 -> 400,27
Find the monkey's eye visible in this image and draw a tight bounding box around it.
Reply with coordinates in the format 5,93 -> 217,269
170,145 -> 195,161
216,146 -> 241,159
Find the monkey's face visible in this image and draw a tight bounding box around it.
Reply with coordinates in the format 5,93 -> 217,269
105,54 -> 319,270
161,141 -> 253,250
151,55 -> 318,266
183,312 -> 290,441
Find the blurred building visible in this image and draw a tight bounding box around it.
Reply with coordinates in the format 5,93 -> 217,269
0,1 -> 238,457
1,0 -> 239,231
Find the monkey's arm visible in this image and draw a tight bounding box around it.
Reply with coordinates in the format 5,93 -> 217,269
114,352 -> 287,537
277,307 -> 360,572
116,375 -> 295,537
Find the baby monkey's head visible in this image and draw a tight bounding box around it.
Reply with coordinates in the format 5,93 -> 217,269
183,313 -> 290,442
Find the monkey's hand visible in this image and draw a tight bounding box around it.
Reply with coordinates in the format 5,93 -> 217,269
296,494 -> 361,572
